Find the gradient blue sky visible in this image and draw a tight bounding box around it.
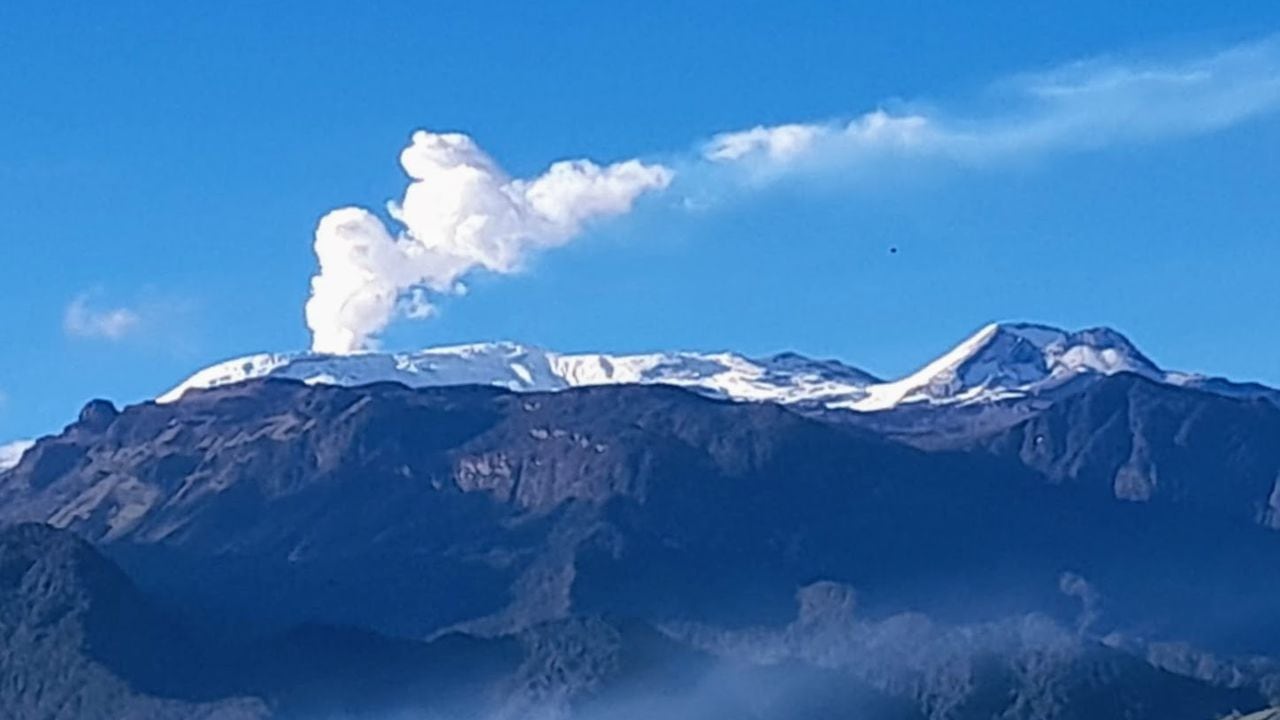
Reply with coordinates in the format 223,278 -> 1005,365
3,1 -> 1280,440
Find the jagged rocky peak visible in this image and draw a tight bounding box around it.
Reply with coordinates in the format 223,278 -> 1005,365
76,399 -> 121,432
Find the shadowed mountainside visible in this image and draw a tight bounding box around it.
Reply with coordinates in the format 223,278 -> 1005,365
1,523 -> 1267,720
3,375 -> 1280,718
0,523 -> 267,720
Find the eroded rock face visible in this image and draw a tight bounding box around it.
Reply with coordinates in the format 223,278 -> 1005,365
76,399 -> 120,433
1262,477 -> 1280,530
0,379 -> 852,556
977,374 -> 1280,524
455,453 -> 517,498
4,376 -> 1280,717
1113,454 -> 1157,502
4,374 -> 1280,651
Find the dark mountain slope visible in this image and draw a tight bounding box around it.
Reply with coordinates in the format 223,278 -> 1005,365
951,374 -> 1280,651
4,379 -> 1051,634
3,377 -> 1280,653
0,524 -> 934,720
0,380 -> 1103,634
978,373 -> 1280,523
0,523 -> 267,720
1,524 -> 1255,720
3,375 -> 1280,718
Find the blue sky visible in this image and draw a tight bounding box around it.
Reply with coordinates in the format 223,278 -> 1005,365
3,1 -> 1280,440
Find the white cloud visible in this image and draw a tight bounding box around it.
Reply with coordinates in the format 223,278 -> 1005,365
702,36 -> 1280,172
704,112 -> 933,164
704,123 -> 827,163
305,131 -> 673,353
0,439 -> 34,471
305,37 -> 1280,353
64,294 -> 141,340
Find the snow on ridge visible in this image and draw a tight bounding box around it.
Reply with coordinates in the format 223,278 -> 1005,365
549,350 -> 874,405
0,439 -> 35,472
157,352 -> 301,403
852,323 -> 1005,411
159,343 -> 880,408
157,343 -> 570,403
156,322 -> 1277,412
846,322 -> 1166,411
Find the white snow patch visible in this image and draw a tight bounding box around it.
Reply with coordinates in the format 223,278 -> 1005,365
0,439 -> 35,471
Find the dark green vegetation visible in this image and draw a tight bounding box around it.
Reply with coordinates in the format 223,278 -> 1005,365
3,375 -> 1280,718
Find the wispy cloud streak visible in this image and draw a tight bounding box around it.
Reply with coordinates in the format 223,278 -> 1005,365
305,36 -> 1280,352
64,294 -> 141,341
703,36 -> 1280,176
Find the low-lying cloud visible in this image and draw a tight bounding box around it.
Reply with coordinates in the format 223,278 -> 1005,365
306,35 -> 1280,353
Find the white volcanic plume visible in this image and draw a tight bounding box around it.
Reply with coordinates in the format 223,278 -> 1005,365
305,131 -> 673,353
305,38 -> 1280,353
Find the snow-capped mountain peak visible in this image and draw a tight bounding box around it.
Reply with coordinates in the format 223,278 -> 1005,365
851,322 -> 1163,410
158,343 -> 882,408
157,323 -> 1277,412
